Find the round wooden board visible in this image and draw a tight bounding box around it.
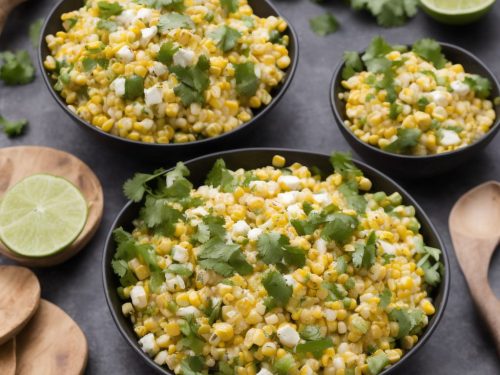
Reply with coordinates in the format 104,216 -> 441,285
0,266 -> 40,345
0,146 -> 103,267
0,339 -> 16,375
16,299 -> 88,375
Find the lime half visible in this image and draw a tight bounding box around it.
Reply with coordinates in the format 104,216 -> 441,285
420,0 -> 496,24
0,174 -> 88,257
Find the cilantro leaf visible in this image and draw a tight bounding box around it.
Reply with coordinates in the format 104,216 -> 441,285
139,196 -> 184,235
220,0 -> 239,13
299,325 -> 323,341
97,1 -> 123,19
296,337 -> 333,357
352,232 -> 377,268
203,298 -> 222,325
330,152 -> 362,188
342,51 -> 364,80
339,184 -> 367,214
111,259 -> 138,287
198,238 -> 252,276
417,246 -> 442,286
362,36 -> 394,63
29,19 -> 44,48
97,19 -> 117,32
234,61 -> 259,97
384,128 -> 422,154
0,116 -> 27,137
309,13 -> 339,36
336,255 -> 347,274
180,356 -> 204,375
367,353 -> 389,375
82,57 -> 108,72
257,232 -> 305,268
379,288 -> 392,309
171,55 -> 210,105
352,0 -> 418,27
179,317 -> 205,354
321,213 -> 358,244
262,270 -> 292,307
205,158 -> 237,192
210,25 -> 241,52
0,51 -> 35,85
123,168 -> 167,202
157,41 -> 178,66
166,264 -> 193,277
389,308 -> 426,339
322,282 -> 347,301
138,0 -> 185,11
202,215 -> 227,239
158,12 -> 194,32
192,223 -> 210,244
464,75 -> 492,99
412,38 -> 447,69
124,74 -> 144,100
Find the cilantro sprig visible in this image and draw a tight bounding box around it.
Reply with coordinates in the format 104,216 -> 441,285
309,13 -> 339,36
352,231 -> 377,269
257,232 -> 306,268
210,25 -> 241,52
97,1 -> 123,19
197,237 -> 253,277
262,270 -> 292,307
0,51 -> 35,85
351,0 -> 418,27
0,116 -> 28,137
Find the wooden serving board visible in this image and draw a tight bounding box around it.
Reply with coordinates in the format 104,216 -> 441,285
0,339 -> 16,375
0,266 -> 40,345
16,299 -> 88,375
0,146 -> 104,267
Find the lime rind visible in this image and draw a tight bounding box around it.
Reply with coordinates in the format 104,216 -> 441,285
420,0 -> 496,24
0,174 -> 88,257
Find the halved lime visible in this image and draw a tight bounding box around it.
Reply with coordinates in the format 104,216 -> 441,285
420,0 -> 496,25
0,174 -> 88,257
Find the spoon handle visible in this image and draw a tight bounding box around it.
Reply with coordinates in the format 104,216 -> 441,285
452,233 -> 500,354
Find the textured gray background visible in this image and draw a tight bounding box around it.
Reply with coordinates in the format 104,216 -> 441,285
0,0 -> 499,374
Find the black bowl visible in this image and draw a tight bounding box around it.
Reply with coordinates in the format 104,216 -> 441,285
103,148 -> 450,375
330,42 -> 500,179
39,0 -> 299,162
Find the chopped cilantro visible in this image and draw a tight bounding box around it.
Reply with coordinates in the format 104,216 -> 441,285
124,74 -> 144,100
0,116 -> 27,137
139,196 -> 184,235
0,51 -> 35,85
417,246 -> 442,286
197,238 -> 252,277
157,41 -> 178,66
412,38 -> 447,69
342,51 -> 363,80
367,353 -> 389,375
339,184 -> 367,214
138,0 -> 185,11
384,128 -> 422,154
123,168 -> 167,202
379,288 -> 392,309
296,337 -> 334,357
111,259 -> 138,287
179,316 -> 205,354
180,355 -> 204,375
352,232 -> 377,268
330,152 -> 362,188
97,1 -> 123,19
309,13 -> 339,36
171,55 -> 210,105
464,75 -> 492,99
268,30 -> 283,44
234,61 -> 259,97
220,0 -> 239,13
29,19 -> 44,48
351,0 -> 418,27
262,270 -> 292,307
166,264 -> 193,277
205,158 -> 238,192
389,308 -> 426,339
362,36 -> 394,63
257,232 -> 305,268
321,213 -> 358,244
322,282 -> 347,301
299,325 -> 323,341
336,255 -> 348,274
97,19 -> 117,32
203,298 -> 222,325
158,12 -> 194,32
417,96 -> 430,110
389,102 -> 402,120
82,57 -> 108,72
210,25 -> 241,52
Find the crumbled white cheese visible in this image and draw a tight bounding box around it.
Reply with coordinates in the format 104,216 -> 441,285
277,191 -> 297,206
149,62 -> 167,76
172,245 -> 189,263
173,48 -> 195,67
116,45 -> 134,62
232,220 -> 250,236
144,85 -> 162,106
277,325 -> 300,348
177,306 -> 201,317
136,8 -> 153,23
110,77 -> 125,96
130,286 -> 147,309
140,26 -> 157,46
165,275 -> 185,291
277,175 -> 301,190
440,129 -> 461,146
428,90 -> 448,107
247,228 -> 263,241
139,333 -> 159,356
450,80 -> 470,96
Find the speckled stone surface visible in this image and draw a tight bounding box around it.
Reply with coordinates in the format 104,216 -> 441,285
1,1 -> 499,374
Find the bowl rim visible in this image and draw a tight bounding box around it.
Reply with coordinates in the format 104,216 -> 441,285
102,147 -> 450,375
329,41 -> 500,160
38,0 -> 299,148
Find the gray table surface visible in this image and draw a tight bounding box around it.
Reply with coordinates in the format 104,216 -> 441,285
1,0 -> 499,374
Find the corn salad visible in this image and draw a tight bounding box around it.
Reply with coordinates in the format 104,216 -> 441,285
340,38 -> 496,155
44,0 -> 290,143
113,153 -> 442,375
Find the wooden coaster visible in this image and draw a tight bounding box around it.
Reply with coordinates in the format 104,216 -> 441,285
16,299 -> 88,375
0,266 -> 40,346
0,146 -> 104,267
0,339 -> 16,375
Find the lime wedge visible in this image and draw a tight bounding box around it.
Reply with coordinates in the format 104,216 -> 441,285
0,174 -> 88,257
420,0 -> 496,24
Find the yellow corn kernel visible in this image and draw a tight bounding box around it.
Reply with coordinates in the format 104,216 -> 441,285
134,325 -> 147,337
261,342 -> 277,357
214,322 -> 234,341
134,65 -> 148,77
272,155 -> 286,168
101,119 -> 114,132
421,300 -> 435,315
165,322 -> 180,336
402,115 -> 416,128
276,55 -> 291,69
188,291 -> 201,307
414,111 -> 431,129
252,329 -> 266,346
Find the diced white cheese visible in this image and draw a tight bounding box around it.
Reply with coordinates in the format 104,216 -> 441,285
144,85 -> 162,106
277,191 -> 297,206
247,228 -> 263,241
172,245 -> 189,263
140,26 -> 157,46
110,77 -> 125,96
232,220 -> 250,236
440,129 -> 461,146
138,118 -> 154,130
165,275 -> 185,291
154,351 -> 168,365
265,314 -> 279,325
286,203 -> 303,218
149,62 -> 167,76
190,207 -> 209,216
450,80 -> 470,96
379,240 -> 396,255
136,8 -> 153,23
313,193 -> 331,205
315,238 -> 327,254
116,45 -> 134,62
173,48 -> 195,67
277,325 -> 300,348
177,306 -> 201,317
428,90 -> 448,107
283,274 -> 297,287
130,286 -> 147,309
139,333 -> 159,356
256,369 -> 273,375
277,175 -> 301,190
116,9 -> 136,26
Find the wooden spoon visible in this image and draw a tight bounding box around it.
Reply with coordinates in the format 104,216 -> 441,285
0,265 -> 40,345
0,146 -> 104,267
0,339 -> 16,375
449,181 -> 500,354
0,0 -> 26,34
16,299 -> 88,375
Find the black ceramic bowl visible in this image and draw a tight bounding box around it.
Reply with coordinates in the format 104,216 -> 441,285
103,148 -> 450,375
330,42 -> 500,178
39,0 -> 298,161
